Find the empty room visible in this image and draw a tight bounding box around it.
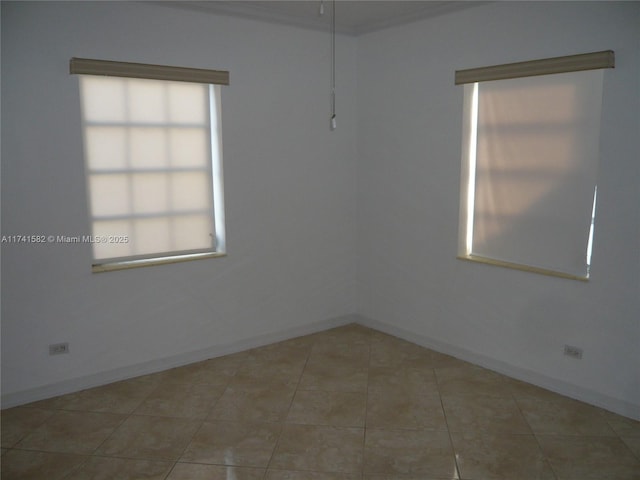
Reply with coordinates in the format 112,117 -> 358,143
1,1 -> 639,479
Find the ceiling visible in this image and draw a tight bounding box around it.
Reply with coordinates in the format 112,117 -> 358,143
159,0 -> 487,35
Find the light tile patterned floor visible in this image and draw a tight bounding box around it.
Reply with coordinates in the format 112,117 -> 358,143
1,324 -> 639,479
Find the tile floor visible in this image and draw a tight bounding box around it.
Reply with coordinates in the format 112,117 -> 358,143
1,324 -> 639,479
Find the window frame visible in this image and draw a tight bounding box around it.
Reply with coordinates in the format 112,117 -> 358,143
71,58 -> 229,272
455,51 -> 614,281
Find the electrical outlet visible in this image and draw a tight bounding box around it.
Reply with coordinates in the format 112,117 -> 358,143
49,342 -> 69,355
563,344 -> 583,359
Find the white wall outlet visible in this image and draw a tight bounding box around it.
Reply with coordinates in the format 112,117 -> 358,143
49,342 -> 69,355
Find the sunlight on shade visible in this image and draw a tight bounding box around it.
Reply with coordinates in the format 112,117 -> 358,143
465,82 -> 479,255
79,76 -> 225,262
210,84 -> 227,253
459,69 -> 603,278
586,185 -> 598,273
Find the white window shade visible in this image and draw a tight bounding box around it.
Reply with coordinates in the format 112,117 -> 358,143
79,75 -> 224,265
459,69 -> 605,279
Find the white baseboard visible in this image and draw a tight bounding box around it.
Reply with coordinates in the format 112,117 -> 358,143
356,314 -> 640,421
5,312 -> 638,421
1,314 -> 356,409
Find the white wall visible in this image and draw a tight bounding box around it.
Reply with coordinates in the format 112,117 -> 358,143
1,1 -> 358,404
357,1 -> 640,418
3,1 -> 639,419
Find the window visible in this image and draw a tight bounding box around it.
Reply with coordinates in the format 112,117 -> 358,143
456,51 -> 614,280
71,58 -> 228,272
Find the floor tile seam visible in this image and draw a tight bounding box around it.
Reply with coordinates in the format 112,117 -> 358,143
535,432 -> 640,440
432,366 -> 462,480
444,422 -> 540,436
294,386 -> 368,394
264,465 -> 361,476
507,390 -> 537,436
603,418 -> 640,438
64,451 -> 177,464
171,458 -> 270,469
166,415 -> 210,467
162,461 -> 181,480
512,392 -> 564,437
361,339 -> 372,476
11,408 -> 131,458
619,437 -> 640,462
114,410 -> 211,421
364,425 -> 453,434
201,382 -> 233,420
283,419 -> 366,428
197,418 -> 287,428
368,386 -> 444,401
1,445 -> 95,458
165,462 -> 269,480
1,422 -> 52,450
83,448 -> 186,464
533,433 -> 584,480
148,380 -> 234,387
449,430 -> 547,437
30,405 -> 140,416
56,457 -> 97,480
263,339 -> 315,473
618,438 -> 640,463
93,413 -> 206,464
533,431 -> 640,474
123,383 -> 182,416
54,451 -> 178,480
528,427 -> 624,437
365,424 -> 451,433
448,430 -> 560,480
514,392 -> 619,422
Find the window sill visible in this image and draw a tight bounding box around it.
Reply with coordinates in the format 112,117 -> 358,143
457,254 -> 589,282
92,251 -> 226,273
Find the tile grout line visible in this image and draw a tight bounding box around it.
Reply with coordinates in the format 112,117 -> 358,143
512,392 -> 560,480
169,354 -> 251,477
262,335 -> 315,478
360,331 -> 374,478
433,366 -> 463,480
